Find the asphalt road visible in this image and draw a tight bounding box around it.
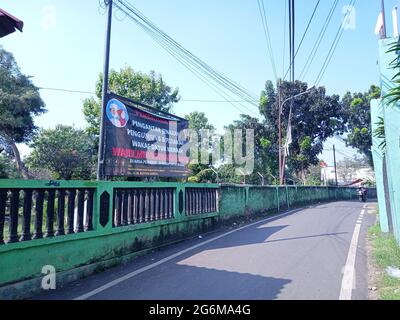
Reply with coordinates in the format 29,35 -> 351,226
34,201 -> 377,300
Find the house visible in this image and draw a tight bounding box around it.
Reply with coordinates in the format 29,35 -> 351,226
321,166 -> 375,186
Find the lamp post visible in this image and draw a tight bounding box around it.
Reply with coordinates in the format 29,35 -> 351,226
209,166 -> 219,184
267,172 -> 278,185
257,172 -> 265,186
279,87 -> 314,184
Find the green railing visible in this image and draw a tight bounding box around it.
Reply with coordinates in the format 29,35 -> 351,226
0,180 -> 219,247
0,179 -> 375,298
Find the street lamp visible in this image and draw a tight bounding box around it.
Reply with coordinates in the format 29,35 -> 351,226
209,166 -> 219,184
280,87 -> 314,112
279,87 -> 315,184
257,172 -> 265,186
266,172 -> 278,185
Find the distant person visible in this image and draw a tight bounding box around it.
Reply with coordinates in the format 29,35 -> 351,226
358,185 -> 367,202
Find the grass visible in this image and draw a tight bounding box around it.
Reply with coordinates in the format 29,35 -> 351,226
369,223 -> 400,300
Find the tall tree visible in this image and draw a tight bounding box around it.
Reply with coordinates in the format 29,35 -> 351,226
259,80 -> 345,180
341,85 -> 381,167
225,115 -> 278,185
185,111 -> 215,133
26,125 -> 96,180
83,67 -> 180,139
0,152 -> 20,179
185,111 -> 216,182
0,46 -> 46,179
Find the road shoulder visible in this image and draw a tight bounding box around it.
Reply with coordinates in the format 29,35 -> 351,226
367,216 -> 400,300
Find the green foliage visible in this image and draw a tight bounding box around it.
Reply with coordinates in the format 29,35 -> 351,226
185,111 -> 215,132
26,125 -> 96,180
225,114 -> 278,184
384,42 -> 400,105
196,169 -> 217,183
0,46 -> 46,144
374,116 -> 386,152
217,164 -> 244,185
0,152 -> 20,179
0,46 -> 46,178
83,97 -> 101,138
342,85 -> 381,167
259,80 -> 344,178
369,223 -> 400,300
336,155 -> 371,184
187,176 -> 200,183
83,67 -> 180,139
185,112 -> 217,182
304,164 -> 322,186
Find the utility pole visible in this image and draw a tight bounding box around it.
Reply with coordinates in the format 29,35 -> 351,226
97,0 -> 113,181
278,82 -> 283,185
279,0 -> 295,185
381,0 -> 387,39
333,144 -> 338,187
279,88 -> 313,185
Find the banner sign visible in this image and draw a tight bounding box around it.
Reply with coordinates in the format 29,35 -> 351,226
103,93 -> 190,178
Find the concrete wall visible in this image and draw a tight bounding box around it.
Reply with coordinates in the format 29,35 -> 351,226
372,37 -> 400,243
219,185 -> 359,219
0,180 -> 368,299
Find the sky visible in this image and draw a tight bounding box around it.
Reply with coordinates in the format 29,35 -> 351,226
1,0 -> 395,166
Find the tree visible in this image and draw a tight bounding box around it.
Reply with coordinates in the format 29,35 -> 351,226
185,111 -> 215,133
83,67 -> 180,139
337,155 -> 371,185
0,152 -> 20,179
304,163 -> 323,186
26,125 -> 96,180
341,85 -> 381,167
225,115 -> 278,185
259,80 -> 345,181
0,46 -> 46,179
337,159 -> 358,184
185,111 -> 217,182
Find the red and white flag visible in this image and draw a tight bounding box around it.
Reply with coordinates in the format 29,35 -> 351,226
375,12 -> 384,36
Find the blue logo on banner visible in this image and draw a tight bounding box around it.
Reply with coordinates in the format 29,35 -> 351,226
106,98 -> 129,128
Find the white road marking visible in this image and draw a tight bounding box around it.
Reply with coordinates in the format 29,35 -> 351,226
339,209 -> 365,300
74,207 -> 303,300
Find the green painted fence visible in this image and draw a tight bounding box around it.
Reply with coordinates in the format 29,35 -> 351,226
219,185 -> 361,220
0,179 -> 372,299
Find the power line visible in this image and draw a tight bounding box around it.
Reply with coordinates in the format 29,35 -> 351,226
257,0 -> 278,82
116,0 -> 261,115
38,87 -> 255,104
115,0 -> 260,109
284,0 -> 321,80
288,0 -> 295,82
291,0 -> 295,82
113,0 -> 259,116
314,0 -> 357,86
299,0 -> 340,81
38,87 -> 96,95
282,0 -> 287,78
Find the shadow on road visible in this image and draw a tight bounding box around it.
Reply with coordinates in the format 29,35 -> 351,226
105,263 -> 292,300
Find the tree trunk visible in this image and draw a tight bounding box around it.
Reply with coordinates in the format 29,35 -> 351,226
10,141 -> 31,180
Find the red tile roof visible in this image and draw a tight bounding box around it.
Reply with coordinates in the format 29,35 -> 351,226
0,8 -> 23,38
